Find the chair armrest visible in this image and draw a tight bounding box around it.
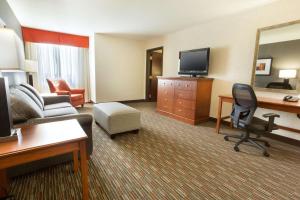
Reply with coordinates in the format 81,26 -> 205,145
71,89 -> 85,94
263,113 -> 280,118
43,95 -> 71,105
262,113 -> 280,132
55,90 -> 70,95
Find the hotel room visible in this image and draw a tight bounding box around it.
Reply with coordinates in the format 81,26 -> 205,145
0,0 -> 299,199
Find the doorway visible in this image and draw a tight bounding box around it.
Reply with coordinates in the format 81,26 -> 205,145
145,47 -> 163,101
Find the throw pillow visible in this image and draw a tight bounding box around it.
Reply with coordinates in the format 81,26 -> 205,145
20,83 -> 44,109
10,88 -> 44,123
16,85 -> 44,110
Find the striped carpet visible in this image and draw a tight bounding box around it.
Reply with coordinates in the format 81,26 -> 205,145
10,102 -> 300,200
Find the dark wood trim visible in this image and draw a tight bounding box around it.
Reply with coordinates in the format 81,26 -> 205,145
145,46 -> 163,101
119,99 -> 147,104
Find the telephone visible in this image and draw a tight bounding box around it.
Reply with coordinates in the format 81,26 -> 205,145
283,95 -> 299,102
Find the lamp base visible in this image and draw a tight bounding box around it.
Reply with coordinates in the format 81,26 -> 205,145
28,73 -> 33,86
0,128 -> 22,143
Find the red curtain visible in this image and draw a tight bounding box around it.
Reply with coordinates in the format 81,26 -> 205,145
22,27 -> 89,48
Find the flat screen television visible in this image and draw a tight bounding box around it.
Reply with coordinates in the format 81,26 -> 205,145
178,48 -> 210,77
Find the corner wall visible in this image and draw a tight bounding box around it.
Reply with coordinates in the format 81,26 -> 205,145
145,0 -> 300,128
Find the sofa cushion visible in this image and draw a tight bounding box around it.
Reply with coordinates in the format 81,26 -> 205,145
44,102 -> 73,110
43,106 -> 78,117
16,85 -> 44,110
20,83 -> 44,108
10,88 -> 44,123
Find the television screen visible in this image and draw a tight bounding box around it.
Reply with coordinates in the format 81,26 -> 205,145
179,48 -> 210,76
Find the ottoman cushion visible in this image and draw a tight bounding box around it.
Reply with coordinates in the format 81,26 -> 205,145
93,102 -> 141,135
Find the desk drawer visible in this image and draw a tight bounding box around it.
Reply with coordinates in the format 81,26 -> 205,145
174,89 -> 196,100
175,80 -> 196,91
174,99 -> 196,110
174,107 -> 195,119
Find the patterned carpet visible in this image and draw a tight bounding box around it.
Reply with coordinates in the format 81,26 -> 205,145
10,102 -> 300,200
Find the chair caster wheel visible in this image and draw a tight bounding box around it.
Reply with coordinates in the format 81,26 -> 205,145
110,135 -> 116,139
265,142 -> 270,147
263,152 -> 270,157
224,136 -> 229,141
234,146 -> 239,152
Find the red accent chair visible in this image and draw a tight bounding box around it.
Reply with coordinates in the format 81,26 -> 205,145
46,79 -> 85,107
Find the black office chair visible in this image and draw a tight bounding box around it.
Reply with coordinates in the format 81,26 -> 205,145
224,83 -> 280,157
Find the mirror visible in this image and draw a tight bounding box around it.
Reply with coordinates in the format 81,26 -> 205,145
252,21 -> 300,93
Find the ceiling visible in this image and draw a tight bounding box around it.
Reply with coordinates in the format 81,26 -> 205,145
8,0 -> 278,38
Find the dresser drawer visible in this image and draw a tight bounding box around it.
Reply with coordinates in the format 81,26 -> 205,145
157,97 -> 173,113
174,89 -> 196,100
158,79 -> 174,97
174,99 -> 196,110
173,107 -> 195,119
174,80 -> 196,91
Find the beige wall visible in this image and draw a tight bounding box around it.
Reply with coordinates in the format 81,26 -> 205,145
89,35 -> 96,102
145,0 -> 300,128
94,34 -> 146,102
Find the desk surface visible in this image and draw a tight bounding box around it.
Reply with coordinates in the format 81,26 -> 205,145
220,94 -> 300,113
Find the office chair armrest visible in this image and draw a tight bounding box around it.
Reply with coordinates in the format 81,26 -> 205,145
262,113 -> 280,132
262,113 -> 280,118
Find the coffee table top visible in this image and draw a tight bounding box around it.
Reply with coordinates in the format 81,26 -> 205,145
0,120 -> 87,157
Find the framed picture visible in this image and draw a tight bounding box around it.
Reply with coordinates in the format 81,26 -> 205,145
256,58 -> 272,76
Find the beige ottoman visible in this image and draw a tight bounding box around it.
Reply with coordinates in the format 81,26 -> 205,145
93,102 -> 141,139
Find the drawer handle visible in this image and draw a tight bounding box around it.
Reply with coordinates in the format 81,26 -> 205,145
178,109 -> 182,112
186,84 -> 189,87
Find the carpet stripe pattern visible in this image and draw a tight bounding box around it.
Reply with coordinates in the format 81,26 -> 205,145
10,102 -> 300,199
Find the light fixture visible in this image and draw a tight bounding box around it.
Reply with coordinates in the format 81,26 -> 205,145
279,69 -> 297,79
0,28 -> 24,141
278,69 -> 297,89
0,28 -> 25,71
24,60 -> 38,86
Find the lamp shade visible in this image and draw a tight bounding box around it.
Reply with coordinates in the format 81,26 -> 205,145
279,69 -> 297,79
0,28 -> 25,70
24,60 -> 38,73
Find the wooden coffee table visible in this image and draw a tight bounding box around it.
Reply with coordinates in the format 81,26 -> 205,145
0,119 -> 89,200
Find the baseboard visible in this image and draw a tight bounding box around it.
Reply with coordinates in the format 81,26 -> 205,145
86,99 -> 147,104
209,117 -> 300,146
119,99 -> 147,104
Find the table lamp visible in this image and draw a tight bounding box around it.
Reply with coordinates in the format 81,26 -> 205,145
279,69 -> 297,88
24,60 -> 38,86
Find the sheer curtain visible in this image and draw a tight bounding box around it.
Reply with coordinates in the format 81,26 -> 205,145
25,42 -> 90,101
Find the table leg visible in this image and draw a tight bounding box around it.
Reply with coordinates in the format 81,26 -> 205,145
73,150 -> 79,173
79,141 -> 88,200
216,97 -> 223,134
0,170 -> 9,198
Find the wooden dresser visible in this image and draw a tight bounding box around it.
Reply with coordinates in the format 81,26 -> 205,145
157,77 -> 213,125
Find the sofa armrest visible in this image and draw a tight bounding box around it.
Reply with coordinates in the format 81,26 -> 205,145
14,114 -> 94,155
43,95 -> 71,105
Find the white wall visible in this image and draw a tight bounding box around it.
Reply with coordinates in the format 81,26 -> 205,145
89,35 -> 96,102
94,34 -> 146,102
145,0 -> 300,128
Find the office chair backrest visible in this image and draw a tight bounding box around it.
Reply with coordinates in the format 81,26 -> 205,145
231,83 -> 257,128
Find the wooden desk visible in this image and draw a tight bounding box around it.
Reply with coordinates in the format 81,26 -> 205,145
216,94 -> 300,134
0,120 -> 89,200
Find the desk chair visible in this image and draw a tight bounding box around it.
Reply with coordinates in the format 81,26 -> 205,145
224,83 -> 280,157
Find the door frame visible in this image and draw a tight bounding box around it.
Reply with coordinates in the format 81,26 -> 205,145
145,46 -> 164,101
